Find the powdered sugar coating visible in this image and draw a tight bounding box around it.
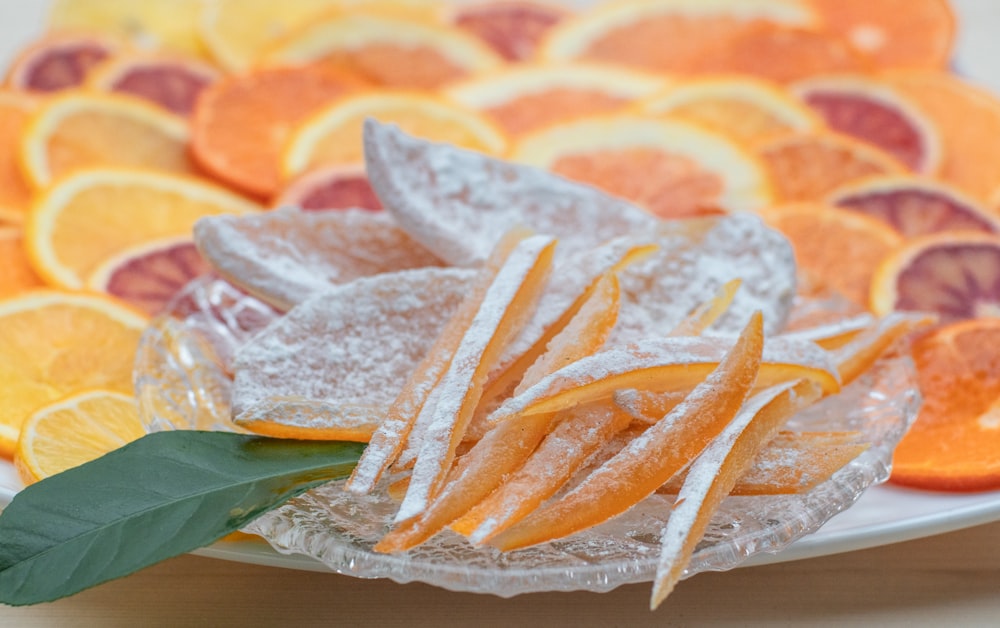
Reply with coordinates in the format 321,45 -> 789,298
231,267 -> 476,432
612,213 -> 797,344
364,120 -> 656,266
194,207 -> 443,311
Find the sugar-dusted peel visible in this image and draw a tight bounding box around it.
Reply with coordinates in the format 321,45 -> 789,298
346,227 -> 532,494
193,207 -> 442,311
650,379 -> 822,609
395,235 -> 557,522
778,312 -> 876,350
832,311 -> 936,385
489,311 -> 765,552
363,119 -> 656,266
230,267 -> 475,441
667,278 -> 742,338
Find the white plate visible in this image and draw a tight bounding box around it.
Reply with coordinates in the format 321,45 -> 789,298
2,0 -> 1000,584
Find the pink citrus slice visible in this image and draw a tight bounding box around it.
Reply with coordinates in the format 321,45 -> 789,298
273,164 -> 382,211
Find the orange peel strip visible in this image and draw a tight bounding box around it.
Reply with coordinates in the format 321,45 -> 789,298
832,311 -> 936,385
666,278 -> 742,338
489,311 -> 765,552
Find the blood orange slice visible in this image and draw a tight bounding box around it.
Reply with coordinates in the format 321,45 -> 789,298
828,175 -> 1000,238
450,0 -> 569,61
870,232 -> 1000,321
86,237 -> 210,316
4,33 -> 117,92
273,164 -> 382,211
87,54 -> 220,116
792,75 -> 941,173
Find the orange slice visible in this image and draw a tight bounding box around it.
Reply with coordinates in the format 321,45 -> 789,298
870,232 -> 1000,321
19,91 -> 196,189
4,32 -> 117,92
445,62 -> 666,137
260,10 -> 502,89
282,92 -> 507,179
363,119 -> 655,266
760,203 -> 904,309
230,267 -> 477,442
510,114 -> 773,218
273,164 -> 382,211
882,70 -> 1000,201
650,379 -> 821,608
0,90 -> 38,224
489,311 -> 765,552
48,0 -> 207,59
538,0 -> 816,74
827,175 -> 1000,238
27,168 -> 260,290
0,290 -> 147,457
190,66 -> 361,199
449,0 -> 569,61
14,389 -> 145,484
636,76 -> 822,145
792,75 -> 941,173
0,227 -> 45,298
86,236 -> 209,316
87,53 -> 220,116
193,207 -> 442,311
757,130 -> 907,202
891,318 -> 1000,491
807,0 -> 955,70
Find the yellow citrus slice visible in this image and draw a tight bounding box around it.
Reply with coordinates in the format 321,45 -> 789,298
26,168 -> 260,289
260,10 -> 502,89
48,0 -> 207,59
510,114 -> 773,218
282,91 -> 507,179
19,91 -> 196,189
0,290 -> 147,457
636,75 -> 822,145
445,62 -> 667,137
15,389 -> 146,484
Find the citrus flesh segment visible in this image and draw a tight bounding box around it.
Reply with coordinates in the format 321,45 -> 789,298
395,235 -> 556,523
190,66 -> 361,199
260,11 -> 502,89
445,62 -> 666,137
87,54 -> 220,116
828,175 -> 1000,238
0,91 -> 38,223
757,131 -> 907,202
27,168 -> 259,290
273,164 -> 382,211
450,0 -> 569,61
510,114 -> 773,219
489,311 -> 765,552
193,207 -> 440,311
650,379 -> 821,608
793,75 -> 941,173
870,232 -> 1000,322
230,267 -> 476,442
538,0 -> 815,74
0,228 -> 45,298
0,290 -> 147,457
637,76 -> 822,145
86,237 -> 210,316
14,389 -> 145,484
363,119 -> 656,266
345,228 -> 532,494
891,318 -> 1000,491
19,91 -> 196,188
282,92 -> 507,179
807,0 -> 955,70
760,202 -> 904,309
4,33 -> 116,92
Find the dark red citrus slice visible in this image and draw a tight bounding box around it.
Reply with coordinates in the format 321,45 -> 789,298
86,236 -> 211,315
89,55 -> 220,116
828,175 -> 1000,238
871,232 -> 1000,321
793,76 -> 941,173
5,33 -> 117,92
451,1 -> 570,61
273,164 -> 382,211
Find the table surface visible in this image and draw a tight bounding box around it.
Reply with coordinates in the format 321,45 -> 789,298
0,519 -> 997,626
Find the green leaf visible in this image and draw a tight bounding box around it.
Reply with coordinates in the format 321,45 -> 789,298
0,430 -> 363,606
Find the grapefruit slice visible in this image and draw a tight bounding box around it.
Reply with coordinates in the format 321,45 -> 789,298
87,53 -> 220,116
273,164 -> 382,211
4,32 -> 117,92
450,0 -> 569,61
